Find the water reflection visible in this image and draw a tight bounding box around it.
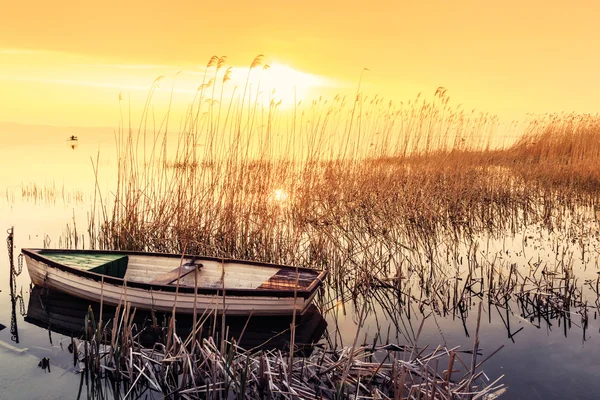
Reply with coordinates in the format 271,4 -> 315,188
7,227 -> 24,344
67,135 -> 79,150
9,287 -> 23,344
25,285 -> 327,354
3,190 -> 600,398
326,270 -> 599,348
314,264 -> 600,398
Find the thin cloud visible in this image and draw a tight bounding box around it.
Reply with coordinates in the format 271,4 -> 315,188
0,75 -> 196,94
72,63 -> 175,70
0,48 -> 56,55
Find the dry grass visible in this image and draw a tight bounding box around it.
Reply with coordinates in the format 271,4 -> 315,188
72,290 -> 505,400
18,182 -> 85,205
82,58 -> 599,299
502,113 -> 600,194
79,56 -> 600,349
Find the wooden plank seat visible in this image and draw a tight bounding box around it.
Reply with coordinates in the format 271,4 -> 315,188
149,258 -> 203,285
257,268 -> 315,290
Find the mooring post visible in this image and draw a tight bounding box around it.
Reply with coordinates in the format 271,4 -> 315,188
7,226 -> 14,293
7,226 -> 21,343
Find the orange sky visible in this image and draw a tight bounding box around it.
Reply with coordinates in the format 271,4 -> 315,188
1,0 -> 599,127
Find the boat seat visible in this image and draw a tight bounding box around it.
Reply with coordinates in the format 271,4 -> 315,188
149,259 -> 203,285
42,252 -> 129,279
89,256 -> 129,279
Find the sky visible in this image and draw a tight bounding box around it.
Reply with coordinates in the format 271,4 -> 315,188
1,0 -> 599,127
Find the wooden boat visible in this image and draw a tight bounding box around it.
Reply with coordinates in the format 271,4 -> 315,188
22,249 -> 327,316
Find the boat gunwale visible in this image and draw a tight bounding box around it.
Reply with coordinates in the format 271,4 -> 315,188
22,248 -> 327,299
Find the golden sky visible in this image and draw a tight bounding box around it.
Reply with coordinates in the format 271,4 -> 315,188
1,0 -> 599,127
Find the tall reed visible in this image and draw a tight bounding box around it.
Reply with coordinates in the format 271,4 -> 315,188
87,56 -> 600,323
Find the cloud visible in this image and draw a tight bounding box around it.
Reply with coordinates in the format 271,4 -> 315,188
0,48 -> 48,55
0,75 -> 197,94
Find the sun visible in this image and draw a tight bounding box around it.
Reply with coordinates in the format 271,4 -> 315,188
263,64 -> 324,106
231,63 -> 324,108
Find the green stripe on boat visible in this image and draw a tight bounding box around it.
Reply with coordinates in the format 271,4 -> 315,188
41,252 -> 128,279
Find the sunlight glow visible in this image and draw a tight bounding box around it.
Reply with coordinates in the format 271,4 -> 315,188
264,63 -> 324,106
231,63 -> 325,107
271,188 -> 289,202
0,49 -> 335,125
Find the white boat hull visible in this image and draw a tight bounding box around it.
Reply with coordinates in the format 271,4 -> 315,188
25,253 -> 321,316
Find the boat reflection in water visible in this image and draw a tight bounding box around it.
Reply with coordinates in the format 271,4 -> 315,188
25,286 -> 327,355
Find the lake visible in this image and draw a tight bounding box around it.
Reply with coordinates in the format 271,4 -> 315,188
2,126 -> 600,399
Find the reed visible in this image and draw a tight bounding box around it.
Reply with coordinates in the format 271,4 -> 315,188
73,56 -> 600,398
501,113 -> 600,194
18,182 -> 85,205
79,55 -> 599,322
74,299 -> 505,399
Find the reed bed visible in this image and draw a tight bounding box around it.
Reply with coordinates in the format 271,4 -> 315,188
18,182 -> 85,205
79,338 -> 506,399
364,244 -> 598,346
58,56 -> 600,398
86,57 -> 600,267
76,55 -> 600,333
500,113 -> 600,195
3,57 -> 599,400
75,299 -> 505,400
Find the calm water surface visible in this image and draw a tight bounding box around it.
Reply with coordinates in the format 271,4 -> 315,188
2,128 -> 600,399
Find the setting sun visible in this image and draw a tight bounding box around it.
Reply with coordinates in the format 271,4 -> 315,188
253,63 -> 326,107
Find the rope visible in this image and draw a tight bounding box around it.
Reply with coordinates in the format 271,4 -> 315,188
17,253 -> 23,275
7,227 -> 22,295
7,227 -> 13,262
17,287 -> 25,316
